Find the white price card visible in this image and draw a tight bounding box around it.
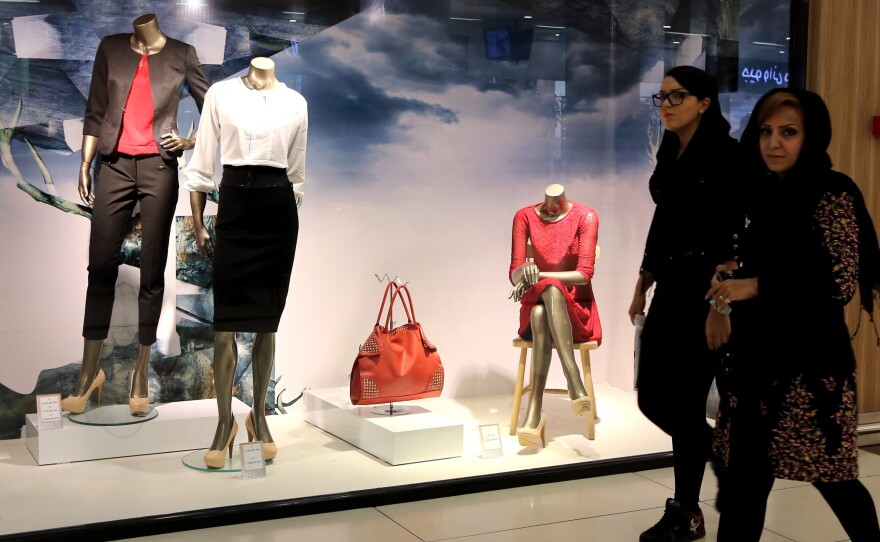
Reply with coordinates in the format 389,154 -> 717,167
36,394 -> 63,431
478,424 -> 503,459
239,442 -> 267,480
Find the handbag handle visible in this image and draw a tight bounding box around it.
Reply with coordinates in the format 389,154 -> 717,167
386,284 -> 436,352
373,281 -> 399,326
384,283 -> 416,328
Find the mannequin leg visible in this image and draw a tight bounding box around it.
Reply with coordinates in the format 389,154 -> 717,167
540,287 -> 588,400
250,332 -> 275,443
523,305 -> 551,429
129,344 -> 151,416
205,331 -> 238,468
60,339 -> 106,413
72,339 -> 103,396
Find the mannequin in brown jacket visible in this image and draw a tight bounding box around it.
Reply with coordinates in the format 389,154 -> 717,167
62,14 -> 210,417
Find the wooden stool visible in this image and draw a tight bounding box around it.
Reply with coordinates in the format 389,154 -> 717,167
509,338 -> 599,440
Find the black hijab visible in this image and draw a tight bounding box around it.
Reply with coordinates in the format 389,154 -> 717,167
741,88 -> 880,322
651,66 -> 732,202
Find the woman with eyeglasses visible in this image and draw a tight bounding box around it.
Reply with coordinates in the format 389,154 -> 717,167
629,65 -> 745,542
706,89 -> 880,541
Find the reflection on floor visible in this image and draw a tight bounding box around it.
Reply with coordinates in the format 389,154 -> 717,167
130,450 -> 880,542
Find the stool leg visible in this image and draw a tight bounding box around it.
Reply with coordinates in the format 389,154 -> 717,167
509,346 -> 528,435
580,346 -> 597,440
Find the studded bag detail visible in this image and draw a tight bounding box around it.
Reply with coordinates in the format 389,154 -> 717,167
350,282 -> 444,405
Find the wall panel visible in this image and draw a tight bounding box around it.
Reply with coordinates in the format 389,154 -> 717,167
808,0 -> 880,413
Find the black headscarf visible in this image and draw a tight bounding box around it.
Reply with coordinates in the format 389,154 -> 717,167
651,66 -> 733,201
741,88 -> 880,322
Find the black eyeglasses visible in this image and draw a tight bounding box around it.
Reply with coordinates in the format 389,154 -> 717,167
651,91 -> 693,107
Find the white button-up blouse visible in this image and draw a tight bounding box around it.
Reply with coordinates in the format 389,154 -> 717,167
183,77 -> 308,205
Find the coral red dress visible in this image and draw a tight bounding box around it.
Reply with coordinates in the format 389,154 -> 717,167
509,202 -> 602,344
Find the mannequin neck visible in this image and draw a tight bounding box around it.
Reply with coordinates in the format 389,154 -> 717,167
242,58 -> 278,91
130,14 -> 167,55
536,184 -> 572,222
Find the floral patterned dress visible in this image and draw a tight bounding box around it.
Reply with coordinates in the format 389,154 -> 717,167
712,170 -> 863,482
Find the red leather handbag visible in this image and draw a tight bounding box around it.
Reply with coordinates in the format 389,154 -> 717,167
350,282 -> 444,405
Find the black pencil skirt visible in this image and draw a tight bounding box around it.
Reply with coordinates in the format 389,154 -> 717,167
213,165 -> 298,332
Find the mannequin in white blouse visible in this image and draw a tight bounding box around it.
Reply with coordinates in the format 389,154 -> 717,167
189,57 -> 300,467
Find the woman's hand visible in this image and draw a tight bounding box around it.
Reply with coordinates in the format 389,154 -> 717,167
705,308 -> 731,349
628,293 -> 647,325
705,277 -> 759,305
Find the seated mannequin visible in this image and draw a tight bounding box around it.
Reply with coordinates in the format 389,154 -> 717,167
508,184 -> 602,447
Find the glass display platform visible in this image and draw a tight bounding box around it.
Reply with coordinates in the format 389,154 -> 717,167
68,404 -> 158,426
182,449 -> 243,472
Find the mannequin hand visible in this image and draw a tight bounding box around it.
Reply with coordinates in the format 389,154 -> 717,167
521,262 -> 540,286
628,294 -> 646,325
705,309 -> 731,349
194,225 -> 214,258
78,166 -> 94,206
160,130 -> 194,152
510,280 -> 530,302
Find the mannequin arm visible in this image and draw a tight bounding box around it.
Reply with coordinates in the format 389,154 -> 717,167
189,191 -> 213,256
78,135 -> 98,205
538,270 -> 588,285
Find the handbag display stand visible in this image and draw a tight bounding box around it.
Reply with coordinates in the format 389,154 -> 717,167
25,398 -> 251,465
304,386 -> 463,466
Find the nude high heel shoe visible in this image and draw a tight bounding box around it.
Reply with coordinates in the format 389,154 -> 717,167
517,412 -> 547,448
204,419 -> 238,469
129,371 -> 149,417
245,413 -> 277,461
60,369 -> 106,414
571,395 -> 591,417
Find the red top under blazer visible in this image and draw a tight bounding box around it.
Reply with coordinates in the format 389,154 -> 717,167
83,33 -> 210,160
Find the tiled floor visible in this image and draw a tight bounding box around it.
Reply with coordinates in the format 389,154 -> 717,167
130,448 -> 880,542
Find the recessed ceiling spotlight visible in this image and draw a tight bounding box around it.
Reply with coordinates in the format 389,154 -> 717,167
523,15 -> 533,19
663,25 -> 671,29
673,40 -> 680,44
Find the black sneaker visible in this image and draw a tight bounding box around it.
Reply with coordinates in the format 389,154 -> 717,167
639,498 -> 706,542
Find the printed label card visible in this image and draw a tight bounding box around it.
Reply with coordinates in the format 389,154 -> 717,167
36,394 -> 63,431
479,424 -> 503,459
239,442 -> 267,479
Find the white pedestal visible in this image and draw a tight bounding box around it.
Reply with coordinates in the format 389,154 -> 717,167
303,387 -> 463,465
25,398 -> 251,465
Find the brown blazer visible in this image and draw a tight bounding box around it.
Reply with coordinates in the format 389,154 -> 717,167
83,34 -> 210,160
